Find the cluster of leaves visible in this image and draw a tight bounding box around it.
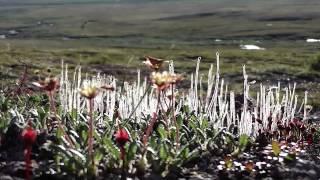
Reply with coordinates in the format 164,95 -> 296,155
254,116 -> 317,148
43,105 -> 225,179
0,89 -> 216,179
0,85 -> 268,179
0,92 -> 48,134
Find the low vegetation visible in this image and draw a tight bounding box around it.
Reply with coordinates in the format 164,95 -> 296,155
0,53 -> 319,179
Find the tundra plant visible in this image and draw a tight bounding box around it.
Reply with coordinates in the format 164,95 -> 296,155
59,53 -> 308,137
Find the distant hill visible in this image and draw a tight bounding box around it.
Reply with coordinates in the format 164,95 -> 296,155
0,0 -> 319,43
0,0 -> 118,5
0,0 -> 318,6
0,0 -> 167,4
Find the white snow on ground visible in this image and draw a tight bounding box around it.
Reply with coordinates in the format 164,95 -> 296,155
240,45 -> 265,50
8,30 -> 18,35
306,38 -> 320,43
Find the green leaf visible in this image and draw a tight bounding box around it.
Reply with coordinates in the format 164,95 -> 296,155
69,149 -> 86,163
157,125 -> 167,140
69,130 -> 80,146
147,147 -> 157,155
176,115 -> 183,129
181,125 -> 190,134
169,127 -> 177,140
127,142 -> 138,161
182,105 -> 190,114
104,138 -> 119,159
137,154 -> 148,173
70,109 -> 78,121
94,148 -> 104,164
38,107 -> 47,120
189,120 -> 196,131
201,118 -> 209,130
159,144 -> 168,160
56,127 -> 64,139
56,144 -> 69,155
272,140 -> 281,156
186,148 -> 200,162
239,134 -> 249,151
179,132 -> 187,142
284,152 -> 296,162
196,128 -> 206,140
224,156 -> 233,169
0,96 -> 9,112
149,136 -> 157,148
177,145 -> 189,160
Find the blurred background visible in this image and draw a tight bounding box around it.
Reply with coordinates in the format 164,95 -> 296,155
0,0 -> 319,108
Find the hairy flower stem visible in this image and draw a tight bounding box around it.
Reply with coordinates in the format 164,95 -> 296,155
143,91 -> 160,147
25,146 -> 32,180
159,98 -> 169,130
88,98 -> 95,168
47,90 -> 74,148
47,91 -> 56,128
156,90 -> 161,114
120,146 -> 126,180
171,84 -> 179,148
48,91 -> 57,116
143,112 -> 158,147
171,85 -> 174,124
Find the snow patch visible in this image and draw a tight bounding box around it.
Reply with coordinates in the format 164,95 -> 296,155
240,45 -> 265,50
8,30 -> 18,35
306,38 -> 320,43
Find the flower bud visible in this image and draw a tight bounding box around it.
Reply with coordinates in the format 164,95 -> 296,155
115,128 -> 129,147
